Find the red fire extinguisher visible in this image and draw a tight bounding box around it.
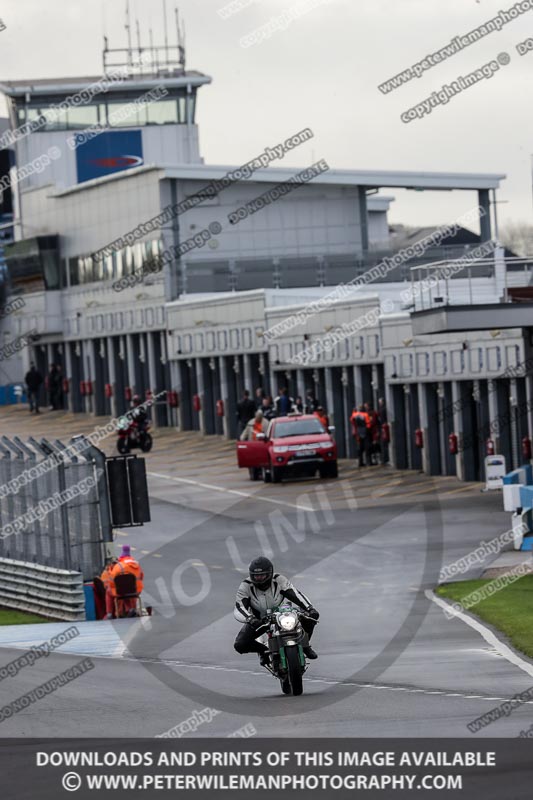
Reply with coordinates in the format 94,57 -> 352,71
448,433 -> 458,455
486,438 -> 495,456
415,428 -> 424,448
104,383 -> 113,399
125,387 -> 132,402
62,378 -> 69,394
167,390 -> 179,408
216,399 -> 224,417
85,380 -> 93,396
523,436 -> 532,461
381,423 -> 390,443
79,380 -> 86,396
193,394 -> 201,412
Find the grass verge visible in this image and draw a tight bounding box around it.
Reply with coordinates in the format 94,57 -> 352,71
0,608 -> 48,626
437,575 -> 533,660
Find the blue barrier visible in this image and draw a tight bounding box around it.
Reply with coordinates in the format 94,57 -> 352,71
503,466 -> 533,486
0,384 -> 26,405
83,584 -> 96,621
519,486 -> 533,551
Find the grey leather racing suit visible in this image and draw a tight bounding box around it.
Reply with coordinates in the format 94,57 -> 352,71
235,573 -> 312,622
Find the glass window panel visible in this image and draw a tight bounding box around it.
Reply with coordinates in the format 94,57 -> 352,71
65,104 -> 99,129
69,258 -> 79,287
178,97 -> 186,123
133,242 -> 143,270
124,246 -> 133,275
147,99 -> 179,124
107,101 -> 143,127
104,255 -> 113,281
115,250 -> 123,280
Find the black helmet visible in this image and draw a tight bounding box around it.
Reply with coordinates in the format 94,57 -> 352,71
248,556 -> 273,590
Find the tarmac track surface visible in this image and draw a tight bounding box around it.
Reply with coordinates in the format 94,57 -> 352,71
0,415 -> 531,738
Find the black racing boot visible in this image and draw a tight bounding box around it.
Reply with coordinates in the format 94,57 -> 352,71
303,645 -> 318,660
258,650 -> 270,668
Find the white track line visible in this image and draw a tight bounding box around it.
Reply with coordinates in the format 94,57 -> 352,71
148,471 -> 314,512
10,642 -> 531,707
426,589 -> 533,679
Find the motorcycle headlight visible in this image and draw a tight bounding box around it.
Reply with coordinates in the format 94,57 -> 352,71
117,417 -> 129,430
278,612 -> 298,631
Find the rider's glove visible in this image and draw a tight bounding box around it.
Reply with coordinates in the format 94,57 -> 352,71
248,617 -> 263,629
306,607 -> 319,620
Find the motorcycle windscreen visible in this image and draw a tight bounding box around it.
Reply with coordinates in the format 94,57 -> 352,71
236,441 -> 269,468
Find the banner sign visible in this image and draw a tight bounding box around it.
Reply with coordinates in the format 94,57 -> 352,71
2,739 -> 533,798
75,130 -> 143,184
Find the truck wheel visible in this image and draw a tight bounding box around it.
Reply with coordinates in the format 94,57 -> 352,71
263,468 -> 272,483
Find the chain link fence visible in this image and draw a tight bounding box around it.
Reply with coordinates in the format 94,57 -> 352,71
0,435 -> 112,580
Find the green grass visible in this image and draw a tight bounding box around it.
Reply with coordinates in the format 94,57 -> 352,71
437,575 -> 533,659
0,608 -> 49,626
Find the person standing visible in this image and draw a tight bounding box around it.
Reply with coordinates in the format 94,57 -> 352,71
254,387 -> 265,409
350,404 -> 370,467
274,387 -> 294,416
25,363 -> 43,414
240,409 -> 269,441
261,395 -> 275,420
365,402 -> 380,465
47,363 -> 61,410
314,406 -> 329,429
236,390 -> 256,436
305,389 -> 318,414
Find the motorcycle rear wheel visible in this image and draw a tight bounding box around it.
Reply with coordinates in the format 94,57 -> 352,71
285,646 -> 304,696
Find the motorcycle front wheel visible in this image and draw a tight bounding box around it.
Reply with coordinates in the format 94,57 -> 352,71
285,646 -> 304,696
280,676 -> 292,695
140,433 -> 153,452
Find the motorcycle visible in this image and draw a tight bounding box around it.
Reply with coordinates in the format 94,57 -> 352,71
116,417 -> 153,454
252,604 -> 316,696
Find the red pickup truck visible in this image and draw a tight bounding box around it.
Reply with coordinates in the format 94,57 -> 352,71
236,414 -> 338,483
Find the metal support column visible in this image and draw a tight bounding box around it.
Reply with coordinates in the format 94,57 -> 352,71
452,381 -> 465,481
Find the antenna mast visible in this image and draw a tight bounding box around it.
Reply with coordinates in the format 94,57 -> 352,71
125,0 -> 133,68
163,0 -> 169,63
175,7 -> 186,69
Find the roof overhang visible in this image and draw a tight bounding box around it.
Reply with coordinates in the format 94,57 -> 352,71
162,165 -> 505,191
0,72 -> 212,98
411,304 -> 533,335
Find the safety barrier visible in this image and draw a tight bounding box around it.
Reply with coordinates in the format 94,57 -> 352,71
504,465 -> 533,550
0,557 -> 86,621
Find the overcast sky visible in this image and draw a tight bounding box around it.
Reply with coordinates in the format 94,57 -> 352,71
1,0 -> 532,232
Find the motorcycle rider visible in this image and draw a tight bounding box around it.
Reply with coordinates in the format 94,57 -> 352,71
234,556 -> 320,665
130,394 -> 149,433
